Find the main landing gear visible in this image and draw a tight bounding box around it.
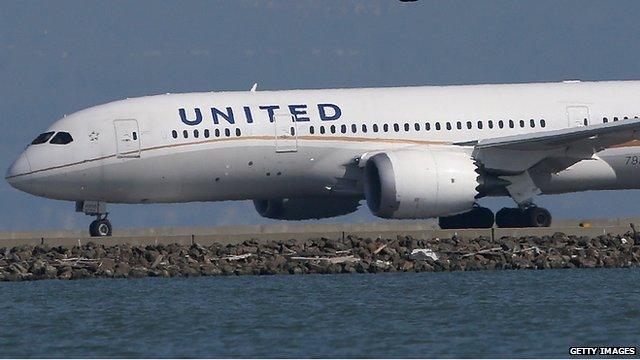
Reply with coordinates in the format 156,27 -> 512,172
495,206 -> 552,228
439,205 -> 552,229
439,206 -> 495,229
76,201 -> 113,237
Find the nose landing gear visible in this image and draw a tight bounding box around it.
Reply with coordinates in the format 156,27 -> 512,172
76,201 -> 113,237
89,216 -> 112,237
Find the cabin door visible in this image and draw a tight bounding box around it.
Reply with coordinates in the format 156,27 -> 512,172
566,106 -> 590,127
113,119 -> 141,158
274,113 -> 298,152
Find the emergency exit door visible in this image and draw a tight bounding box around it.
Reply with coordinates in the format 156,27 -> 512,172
274,113 -> 298,152
566,106 -> 590,127
114,119 -> 140,158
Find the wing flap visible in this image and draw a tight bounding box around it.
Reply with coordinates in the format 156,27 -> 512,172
471,118 -> 640,151
469,119 -> 640,173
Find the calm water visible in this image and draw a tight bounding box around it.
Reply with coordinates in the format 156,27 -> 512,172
1,269 -> 639,358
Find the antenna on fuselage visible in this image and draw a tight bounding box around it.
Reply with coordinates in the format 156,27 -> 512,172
250,82 -> 258,92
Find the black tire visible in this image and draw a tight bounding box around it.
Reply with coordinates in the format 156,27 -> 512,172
495,207 -> 526,228
474,207 -> 495,228
525,207 -> 552,227
439,207 -> 495,229
89,219 -> 112,237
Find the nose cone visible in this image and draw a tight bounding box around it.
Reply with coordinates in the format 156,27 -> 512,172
5,152 -> 32,189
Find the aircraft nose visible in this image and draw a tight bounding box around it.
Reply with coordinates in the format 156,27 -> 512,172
5,152 -> 31,187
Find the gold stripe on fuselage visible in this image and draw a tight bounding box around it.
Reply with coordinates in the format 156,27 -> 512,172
7,135 -> 451,178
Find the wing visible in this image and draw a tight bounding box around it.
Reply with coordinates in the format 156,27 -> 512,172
462,119 -> 640,173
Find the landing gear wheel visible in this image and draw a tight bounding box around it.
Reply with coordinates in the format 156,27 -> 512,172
89,219 -> 112,237
495,207 -> 526,228
525,207 -> 552,227
496,207 -> 552,228
439,206 -> 495,229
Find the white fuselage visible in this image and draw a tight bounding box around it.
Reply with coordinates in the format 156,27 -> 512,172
6,80 -> 640,206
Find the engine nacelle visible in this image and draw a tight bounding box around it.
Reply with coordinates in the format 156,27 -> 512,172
253,197 -> 361,220
363,147 -> 479,219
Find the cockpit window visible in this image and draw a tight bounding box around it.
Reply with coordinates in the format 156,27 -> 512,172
49,132 -> 73,145
31,132 -> 55,145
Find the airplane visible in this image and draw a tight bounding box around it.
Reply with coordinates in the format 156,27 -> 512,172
6,80 -> 640,236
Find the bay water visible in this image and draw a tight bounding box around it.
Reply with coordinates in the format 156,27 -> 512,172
1,268 -> 638,358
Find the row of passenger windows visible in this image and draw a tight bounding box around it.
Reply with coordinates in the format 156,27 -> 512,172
173,119 -> 549,141
602,116 -> 638,123
301,119 -> 547,135
171,116 -> 639,141
171,128 -> 242,139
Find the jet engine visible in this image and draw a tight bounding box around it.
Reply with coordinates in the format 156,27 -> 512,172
363,148 -> 481,219
253,197 -> 361,220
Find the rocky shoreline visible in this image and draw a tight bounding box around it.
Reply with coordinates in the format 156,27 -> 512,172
1,232 -> 639,281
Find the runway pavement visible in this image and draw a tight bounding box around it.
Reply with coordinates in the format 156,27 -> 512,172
1,218 -> 639,248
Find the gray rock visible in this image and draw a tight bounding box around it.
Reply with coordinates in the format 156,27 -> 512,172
114,263 -> 130,278
129,267 -> 148,278
44,265 -> 58,279
71,268 -> 92,279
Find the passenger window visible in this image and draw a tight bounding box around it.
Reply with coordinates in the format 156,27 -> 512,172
183,130 -> 189,138
488,120 -> 494,129
341,125 -> 347,134
456,121 -> 461,130
466,121 -> 472,130
310,126 -> 315,134
290,127 -> 295,136
132,132 -> 138,141
320,126 -> 326,134
31,131 -> 55,145
394,123 -> 399,132
446,122 -> 452,130
540,119 -> 546,127
530,119 -> 535,128
508,120 -> 514,128
425,123 -> 431,131
519,120 -> 525,127
435,122 -> 441,130
49,132 -> 73,145
225,129 -> 231,137
373,124 -> 379,132
351,124 -> 357,133
331,125 -> 336,134
624,116 -> 629,120
614,117 -> 619,121
414,123 -> 420,131
362,124 -> 367,133
204,129 -> 210,138
498,120 -> 504,129
403,123 -> 409,131
477,121 -> 483,129
171,130 -> 178,139
193,129 -> 199,138
603,117 -> 608,123
215,129 -> 220,137
236,128 -> 241,136
383,124 -> 389,132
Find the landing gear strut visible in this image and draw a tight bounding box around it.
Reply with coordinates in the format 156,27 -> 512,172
76,201 -> 113,237
439,206 -> 495,229
495,206 -> 552,228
